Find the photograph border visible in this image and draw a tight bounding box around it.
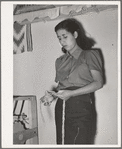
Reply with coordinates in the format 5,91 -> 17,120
1,0 -> 121,148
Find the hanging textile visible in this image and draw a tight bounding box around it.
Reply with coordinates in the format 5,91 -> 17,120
14,7 -> 59,24
13,21 -> 33,54
39,91 -> 57,144
40,90 -> 66,144
26,24 -> 33,52
13,5 -> 118,24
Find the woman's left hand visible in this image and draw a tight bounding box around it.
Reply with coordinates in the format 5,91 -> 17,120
54,90 -> 73,101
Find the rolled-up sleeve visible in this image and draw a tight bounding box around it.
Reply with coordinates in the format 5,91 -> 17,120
85,50 -> 103,74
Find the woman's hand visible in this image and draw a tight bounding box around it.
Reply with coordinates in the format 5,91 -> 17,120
53,90 -> 73,101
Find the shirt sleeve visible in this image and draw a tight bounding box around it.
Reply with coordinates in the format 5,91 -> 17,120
54,54 -> 66,82
85,50 -> 103,74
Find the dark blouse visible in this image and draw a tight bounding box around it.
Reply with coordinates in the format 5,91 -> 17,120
55,48 -> 103,91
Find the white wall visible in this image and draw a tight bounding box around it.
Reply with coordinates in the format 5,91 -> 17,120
13,8 -> 119,145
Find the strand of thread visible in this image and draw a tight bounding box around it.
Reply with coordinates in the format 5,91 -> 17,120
74,127 -> 79,144
62,100 -> 65,144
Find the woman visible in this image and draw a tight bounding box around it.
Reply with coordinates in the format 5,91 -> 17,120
49,18 -> 103,144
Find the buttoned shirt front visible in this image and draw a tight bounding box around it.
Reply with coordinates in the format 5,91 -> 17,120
55,48 -> 102,90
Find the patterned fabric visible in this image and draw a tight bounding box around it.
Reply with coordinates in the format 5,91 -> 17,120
13,21 -> 33,54
26,24 -> 33,52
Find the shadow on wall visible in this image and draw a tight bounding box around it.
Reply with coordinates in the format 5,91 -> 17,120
90,48 -> 106,144
94,48 -> 106,85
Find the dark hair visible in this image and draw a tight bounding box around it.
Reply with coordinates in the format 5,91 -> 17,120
55,18 -> 96,53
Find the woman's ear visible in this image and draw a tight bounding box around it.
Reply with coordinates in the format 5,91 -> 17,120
74,31 -> 78,39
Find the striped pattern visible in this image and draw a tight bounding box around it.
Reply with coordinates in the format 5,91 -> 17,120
13,22 -> 33,54
26,24 -> 33,52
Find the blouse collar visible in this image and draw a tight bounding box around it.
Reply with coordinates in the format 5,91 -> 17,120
67,48 -> 82,59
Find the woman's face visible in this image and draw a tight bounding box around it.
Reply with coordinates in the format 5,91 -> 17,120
56,29 -> 78,53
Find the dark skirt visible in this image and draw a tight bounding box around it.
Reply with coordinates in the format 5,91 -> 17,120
55,86 -> 93,144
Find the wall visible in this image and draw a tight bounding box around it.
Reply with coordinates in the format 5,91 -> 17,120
13,8 -> 119,145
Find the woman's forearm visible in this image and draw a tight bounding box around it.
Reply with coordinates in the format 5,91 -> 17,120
71,81 -> 103,97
